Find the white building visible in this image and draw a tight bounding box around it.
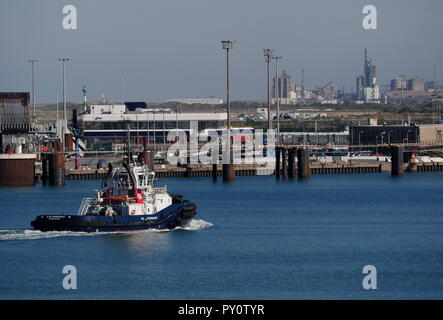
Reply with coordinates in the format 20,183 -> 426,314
164,98 -> 224,105
81,102 -> 228,145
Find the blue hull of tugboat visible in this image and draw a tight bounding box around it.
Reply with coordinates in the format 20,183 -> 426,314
31,201 -> 196,232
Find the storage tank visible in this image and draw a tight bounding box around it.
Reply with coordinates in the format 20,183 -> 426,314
407,78 -> 425,91
391,76 -> 407,91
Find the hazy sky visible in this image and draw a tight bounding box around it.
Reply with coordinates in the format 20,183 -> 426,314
1,0 -> 442,103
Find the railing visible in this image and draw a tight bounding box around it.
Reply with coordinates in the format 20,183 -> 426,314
77,198 -> 94,216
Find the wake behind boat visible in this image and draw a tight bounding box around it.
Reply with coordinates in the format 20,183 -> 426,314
31,155 -> 197,232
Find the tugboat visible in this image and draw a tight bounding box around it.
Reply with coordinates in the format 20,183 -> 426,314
31,155 -> 197,233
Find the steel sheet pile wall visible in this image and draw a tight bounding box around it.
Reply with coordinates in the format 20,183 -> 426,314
0,155 -> 35,186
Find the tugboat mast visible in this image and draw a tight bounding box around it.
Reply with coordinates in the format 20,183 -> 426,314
123,119 -> 132,159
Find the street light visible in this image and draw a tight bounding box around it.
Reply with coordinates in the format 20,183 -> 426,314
221,40 -> 235,131
272,55 -> 282,144
58,58 -> 70,122
28,59 -> 39,122
263,49 -> 274,131
221,40 -> 236,181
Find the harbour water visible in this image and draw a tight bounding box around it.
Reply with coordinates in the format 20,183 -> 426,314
0,173 -> 442,299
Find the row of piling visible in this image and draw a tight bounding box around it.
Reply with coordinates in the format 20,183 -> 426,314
39,144 -> 441,184
64,162 -> 443,181
276,147 -> 310,179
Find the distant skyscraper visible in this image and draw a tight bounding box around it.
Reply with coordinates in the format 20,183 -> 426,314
359,48 -> 380,103
356,75 -> 364,100
273,71 -> 294,99
364,48 -> 377,88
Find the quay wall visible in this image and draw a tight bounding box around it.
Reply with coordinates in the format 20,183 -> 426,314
64,162 -> 443,181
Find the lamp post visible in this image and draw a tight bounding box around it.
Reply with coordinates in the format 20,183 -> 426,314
263,49 -> 274,131
56,90 -> 59,122
58,58 -> 69,122
58,58 -> 69,152
28,59 -> 38,122
272,55 -> 282,144
221,40 -> 235,131
221,40 -> 236,181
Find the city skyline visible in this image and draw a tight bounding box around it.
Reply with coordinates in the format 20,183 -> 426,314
1,0 -> 442,103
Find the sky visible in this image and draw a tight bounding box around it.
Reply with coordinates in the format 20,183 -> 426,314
1,0 -> 442,103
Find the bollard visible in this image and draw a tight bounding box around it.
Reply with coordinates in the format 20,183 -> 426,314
391,146 -> 404,176
297,148 -> 310,179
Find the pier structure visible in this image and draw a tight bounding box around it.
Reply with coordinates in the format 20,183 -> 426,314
275,146 -> 310,179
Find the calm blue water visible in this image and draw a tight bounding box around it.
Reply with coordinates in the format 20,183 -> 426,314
0,173 -> 442,299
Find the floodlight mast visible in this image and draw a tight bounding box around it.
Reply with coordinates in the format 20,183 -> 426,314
263,49 -> 274,131
221,40 -> 236,182
272,55 -> 282,143
28,59 -> 39,122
